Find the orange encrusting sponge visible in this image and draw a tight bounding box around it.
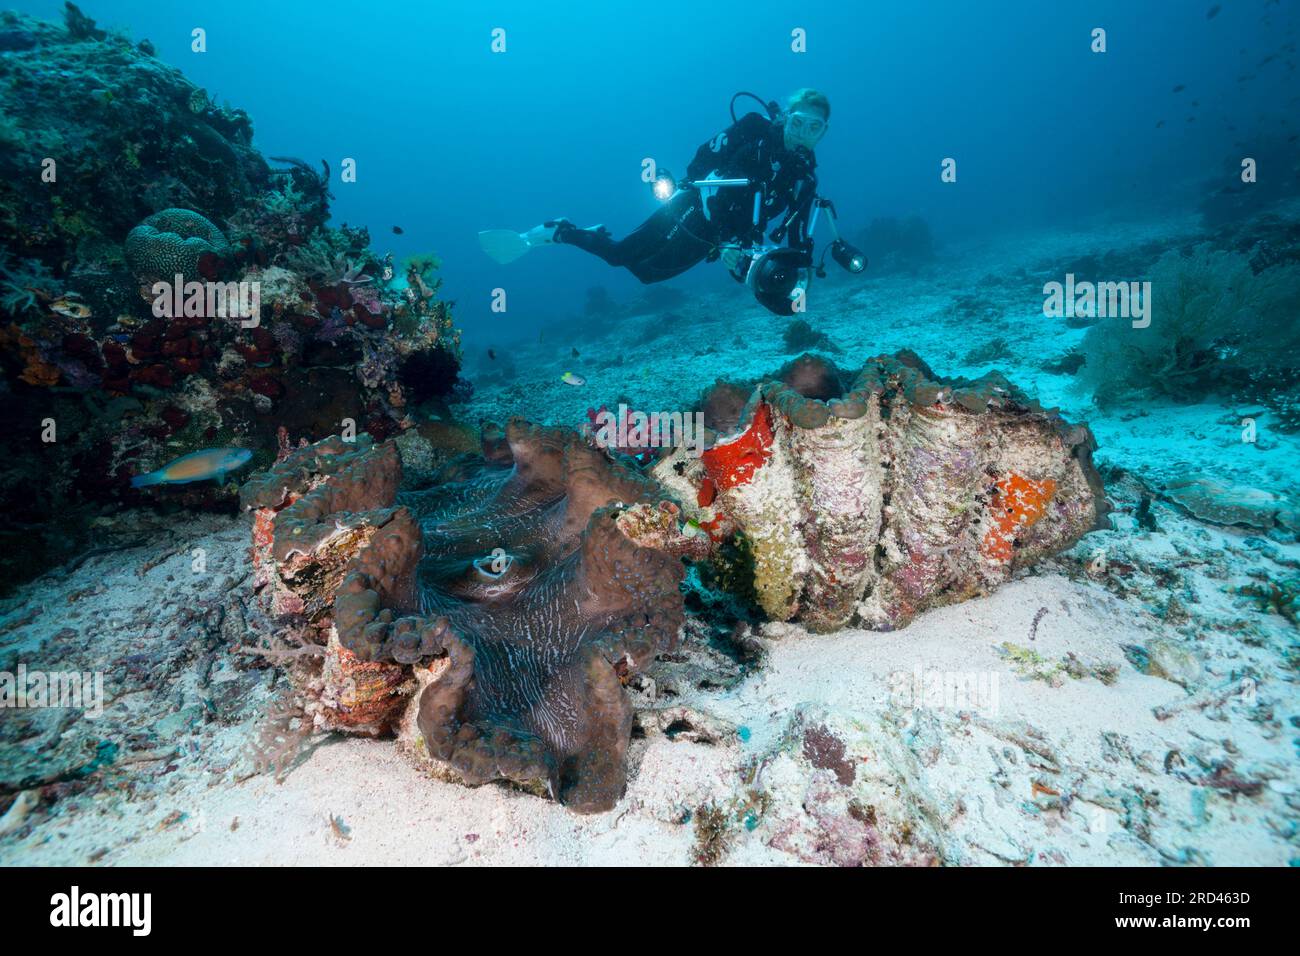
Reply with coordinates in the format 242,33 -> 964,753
981,472 -> 1057,562
700,402 -> 775,492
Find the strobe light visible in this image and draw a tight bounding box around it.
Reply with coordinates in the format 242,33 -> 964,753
652,171 -> 676,201
830,239 -> 867,273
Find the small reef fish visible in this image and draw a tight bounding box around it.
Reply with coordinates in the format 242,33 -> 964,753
131,447 -> 253,488
571,347 -> 580,358
50,296 -> 91,319
392,226 -> 403,234
561,371 -> 586,387
487,348 -> 496,360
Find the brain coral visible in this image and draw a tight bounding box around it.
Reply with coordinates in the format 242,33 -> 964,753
124,207 -> 230,283
244,422 -> 704,812
654,351 -> 1108,632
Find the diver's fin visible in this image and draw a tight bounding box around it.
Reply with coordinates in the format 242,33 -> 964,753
477,229 -> 533,264
478,220 -> 573,264
523,221 -> 565,245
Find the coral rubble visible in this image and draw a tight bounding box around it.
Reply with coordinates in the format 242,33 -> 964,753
654,351 -> 1108,631
760,707 -> 948,866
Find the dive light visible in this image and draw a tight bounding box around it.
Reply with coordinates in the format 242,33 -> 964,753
810,198 -> 868,277
652,171 -> 753,202
830,238 -> 867,273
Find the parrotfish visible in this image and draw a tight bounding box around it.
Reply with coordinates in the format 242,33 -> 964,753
131,447 -> 253,488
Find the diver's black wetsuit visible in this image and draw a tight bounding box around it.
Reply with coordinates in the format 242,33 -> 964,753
556,112 -> 818,283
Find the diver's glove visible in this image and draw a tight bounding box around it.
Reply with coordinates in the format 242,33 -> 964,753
720,245 -> 743,272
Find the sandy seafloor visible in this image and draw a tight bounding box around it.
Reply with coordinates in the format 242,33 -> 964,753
1,211 -> 1297,866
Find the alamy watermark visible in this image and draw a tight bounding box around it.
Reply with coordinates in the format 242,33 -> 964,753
590,403 -> 707,458
50,886 -> 150,936
151,274 -> 260,326
1043,273 -> 1151,328
889,664 -> 1000,716
0,663 -> 104,718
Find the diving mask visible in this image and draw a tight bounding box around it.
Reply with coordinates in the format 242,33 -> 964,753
785,110 -> 827,150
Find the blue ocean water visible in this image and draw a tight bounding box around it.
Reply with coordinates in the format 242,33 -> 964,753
14,0 -> 1298,344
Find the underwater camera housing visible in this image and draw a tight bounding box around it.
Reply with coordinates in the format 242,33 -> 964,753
743,247 -> 809,317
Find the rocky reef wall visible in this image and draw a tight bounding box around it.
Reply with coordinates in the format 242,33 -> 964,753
0,5 -> 463,590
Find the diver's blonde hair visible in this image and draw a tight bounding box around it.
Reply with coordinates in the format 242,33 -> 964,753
787,88 -> 830,121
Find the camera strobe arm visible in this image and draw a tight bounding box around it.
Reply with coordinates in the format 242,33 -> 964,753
809,197 -> 867,275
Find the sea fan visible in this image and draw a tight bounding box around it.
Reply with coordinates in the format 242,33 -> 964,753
1081,245 -> 1300,405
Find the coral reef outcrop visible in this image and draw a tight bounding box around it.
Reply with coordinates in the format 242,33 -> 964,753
0,4 -> 268,269
0,4 -> 463,591
852,215 -> 935,273
653,351 -> 1108,631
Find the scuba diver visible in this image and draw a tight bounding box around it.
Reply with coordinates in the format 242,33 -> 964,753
478,89 -> 865,316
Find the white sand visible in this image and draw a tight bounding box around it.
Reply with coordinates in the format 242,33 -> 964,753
1,500 -> 1293,866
